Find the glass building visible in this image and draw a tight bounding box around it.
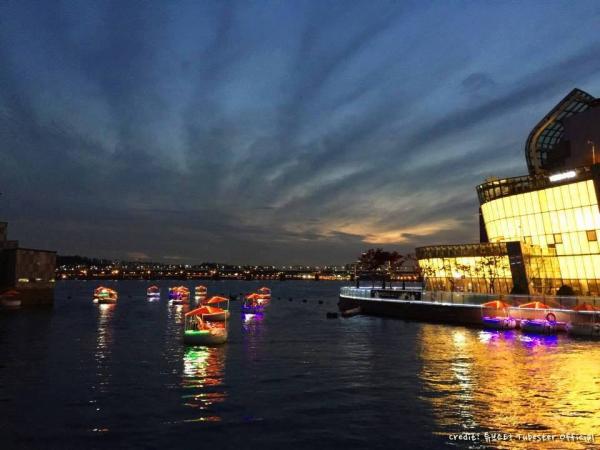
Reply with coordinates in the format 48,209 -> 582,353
417,88 -> 600,296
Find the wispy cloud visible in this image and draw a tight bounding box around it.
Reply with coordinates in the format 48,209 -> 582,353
0,0 -> 599,264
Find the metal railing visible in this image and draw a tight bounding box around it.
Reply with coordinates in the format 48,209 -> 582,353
340,286 -> 600,309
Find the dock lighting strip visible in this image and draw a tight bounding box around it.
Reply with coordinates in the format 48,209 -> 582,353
548,170 -> 576,182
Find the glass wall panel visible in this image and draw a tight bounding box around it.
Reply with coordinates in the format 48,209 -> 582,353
478,180 -> 600,295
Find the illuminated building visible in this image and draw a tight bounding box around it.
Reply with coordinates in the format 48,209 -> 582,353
417,88 -> 600,296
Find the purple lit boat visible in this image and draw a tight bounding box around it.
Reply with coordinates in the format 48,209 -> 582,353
482,316 -> 517,330
242,293 -> 266,314
481,300 -> 516,329
520,318 -> 558,334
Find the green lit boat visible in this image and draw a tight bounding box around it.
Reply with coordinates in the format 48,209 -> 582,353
183,305 -> 228,345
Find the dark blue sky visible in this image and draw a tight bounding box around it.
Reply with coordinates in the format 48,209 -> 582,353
1,1 -> 599,264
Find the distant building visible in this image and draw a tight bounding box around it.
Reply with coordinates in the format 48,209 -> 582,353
417,88 -> 600,296
0,221 -> 56,305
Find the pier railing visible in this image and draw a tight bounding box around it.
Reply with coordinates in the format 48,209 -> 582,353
340,286 -> 600,310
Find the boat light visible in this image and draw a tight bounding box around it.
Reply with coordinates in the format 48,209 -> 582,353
548,170 -> 576,182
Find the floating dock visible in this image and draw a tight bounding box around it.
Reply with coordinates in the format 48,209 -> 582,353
338,286 -> 599,329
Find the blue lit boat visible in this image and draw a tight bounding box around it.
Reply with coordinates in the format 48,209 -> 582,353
481,300 -> 516,329
169,286 -> 190,305
518,302 -> 562,334
482,316 -> 517,330
520,318 -> 558,334
242,293 -> 266,314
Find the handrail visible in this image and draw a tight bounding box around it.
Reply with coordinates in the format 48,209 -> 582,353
339,286 -> 600,309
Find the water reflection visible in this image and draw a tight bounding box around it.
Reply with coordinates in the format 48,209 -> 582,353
181,347 -> 226,422
94,304 -> 115,393
419,325 -> 600,448
242,313 -> 265,361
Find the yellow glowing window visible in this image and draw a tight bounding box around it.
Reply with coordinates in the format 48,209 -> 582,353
538,190 -> 548,212
580,232 -> 590,254
587,230 -> 597,242
505,197 -> 514,216
577,182 -> 590,206
588,180 -> 598,204
554,233 -> 563,244
561,185 -> 573,209
569,184 -> 581,208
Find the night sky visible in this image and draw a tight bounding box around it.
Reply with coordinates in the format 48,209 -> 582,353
1,1 -> 599,265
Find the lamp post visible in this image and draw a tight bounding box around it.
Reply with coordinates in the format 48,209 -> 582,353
588,140 -> 596,165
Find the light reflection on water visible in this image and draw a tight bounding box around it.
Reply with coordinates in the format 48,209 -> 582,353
419,325 -> 600,448
181,346 -> 226,423
94,304 -> 115,392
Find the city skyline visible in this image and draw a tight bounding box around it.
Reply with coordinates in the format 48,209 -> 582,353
1,1 -> 600,265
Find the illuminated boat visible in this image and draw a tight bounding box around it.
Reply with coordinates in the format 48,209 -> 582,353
147,285 -> 160,300
94,286 -> 118,304
481,300 -> 516,330
184,306 -> 228,345
258,286 -> 271,300
0,290 -> 21,308
242,293 -> 266,313
169,286 -> 190,304
202,296 -> 230,321
568,303 -> 600,338
518,302 -> 562,334
195,285 -> 208,302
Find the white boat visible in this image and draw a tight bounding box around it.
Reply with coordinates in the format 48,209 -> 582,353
195,285 -> 208,302
183,305 -> 228,345
147,285 -> 160,300
94,286 -> 118,304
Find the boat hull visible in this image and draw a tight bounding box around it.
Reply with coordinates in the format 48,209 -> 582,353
183,330 -> 227,345
1,298 -> 21,308
242,305 -> 265,314
482,316 -> 517,330
520,319 -> 558,334
569,322 -> 600,338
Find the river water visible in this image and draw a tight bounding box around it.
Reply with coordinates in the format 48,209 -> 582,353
1,280 -> 600,449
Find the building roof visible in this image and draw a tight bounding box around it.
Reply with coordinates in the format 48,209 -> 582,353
525,88 -> 596,174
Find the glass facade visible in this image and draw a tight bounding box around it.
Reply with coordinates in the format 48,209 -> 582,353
417,88 -> 600,296
481,180 -> 600,295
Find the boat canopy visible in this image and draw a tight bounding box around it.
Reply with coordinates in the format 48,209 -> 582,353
171,286 -> 190,293
207,296 -> 228,304
185,306 -> 211,317
519,301 -> 550,309
482,300 -> 511,309
258,287 -> 271,293
573,303 -> 600,311
1,290 -> 20,297
95,286 -> 116,295
246,293 -> 260,300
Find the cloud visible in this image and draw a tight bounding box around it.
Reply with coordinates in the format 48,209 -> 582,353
0,1 -> 599,264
